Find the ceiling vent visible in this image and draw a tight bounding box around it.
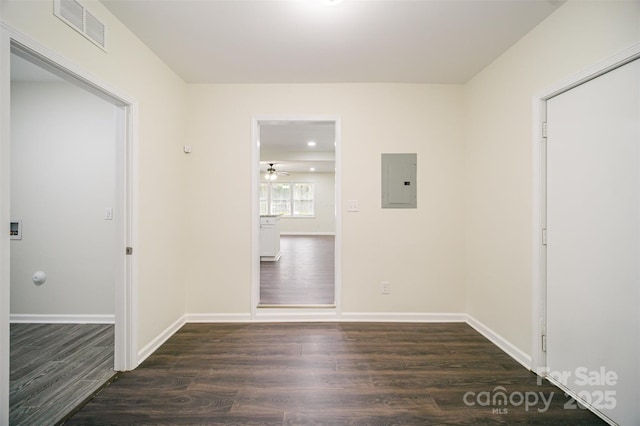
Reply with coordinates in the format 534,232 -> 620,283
54,0 -> 107,51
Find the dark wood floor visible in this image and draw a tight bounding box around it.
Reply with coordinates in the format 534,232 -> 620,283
67,322 -> 604,425
260,235 -> 335,306
10,323 -> 115,426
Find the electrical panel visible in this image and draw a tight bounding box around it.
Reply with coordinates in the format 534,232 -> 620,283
381,153 -> 417,209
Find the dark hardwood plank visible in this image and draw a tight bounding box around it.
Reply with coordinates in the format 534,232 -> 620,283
9,323 -> 115,426
67,323 -> 606,425
260,235 -> 335,305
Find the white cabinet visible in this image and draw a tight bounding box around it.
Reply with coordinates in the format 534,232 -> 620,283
260,215 -> 281,261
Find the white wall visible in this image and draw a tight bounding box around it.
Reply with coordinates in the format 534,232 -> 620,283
185,83 -> 466,314
464,0 -> 640,355
1,0 -> 188,350
10,81 -> 115,316
261,171 -> 335,235
1,1 -> 637,406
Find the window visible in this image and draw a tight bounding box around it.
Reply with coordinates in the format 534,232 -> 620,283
260,182 -> 314,217
259,183 -> 269,215
293,183 -> 314,216
270,183 -> 291,216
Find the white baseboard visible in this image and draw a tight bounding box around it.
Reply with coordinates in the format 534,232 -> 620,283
185,313 -> 252,323
280,232 -> 335,236
466,314 -> 532,370
186,311 -> 466,323
137,315 -> 186,365
10,314 -> 115,324
339,312 -> 467,323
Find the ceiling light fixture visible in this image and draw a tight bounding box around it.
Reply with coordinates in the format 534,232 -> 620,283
307,141 -> 316,147
310,167 -> 316,172
265,163 -> 278,181
321,0 -> 343,5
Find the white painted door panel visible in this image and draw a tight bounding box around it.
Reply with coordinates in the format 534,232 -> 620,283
547,58 -> 640,425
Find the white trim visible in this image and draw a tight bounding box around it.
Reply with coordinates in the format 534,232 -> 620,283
137,315 -> 186,365
184,311 -> 466,324
251,118 -> 260,318
280,232 -> 335,236
531,41 -> 640,373
536,42 -> 640,102
251,115 -> 342,317
186,313 -> 253,323
466,315 -> 532,370
340,312 -> 467,323
0,26 -> 12,425
334,117 -> 343,314
531,93 -> 547,374
4,24 -> 130,105
115,101 -> 139,372
0,27 -> 139,426
10,314 -> 115,324
12,25 -> 138,372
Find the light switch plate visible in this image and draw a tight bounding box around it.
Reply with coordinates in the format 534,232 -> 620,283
347,200 -> 359,212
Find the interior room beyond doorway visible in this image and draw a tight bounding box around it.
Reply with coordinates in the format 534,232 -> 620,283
258,120 -> 337,307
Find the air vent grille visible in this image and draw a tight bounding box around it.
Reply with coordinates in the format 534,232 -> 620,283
54,0 -> 107,51
85,10 -> 106,48
59,0 -> 83,30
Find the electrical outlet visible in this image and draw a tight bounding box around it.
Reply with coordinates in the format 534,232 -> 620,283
381,281 -> 390,295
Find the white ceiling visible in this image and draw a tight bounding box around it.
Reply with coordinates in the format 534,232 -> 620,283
260,121 -> 335,151
259,121 -> 336,173
11,54 -> 64,83
101,0 -> 564,84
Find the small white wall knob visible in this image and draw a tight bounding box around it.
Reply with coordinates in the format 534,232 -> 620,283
32,271 -> 46,285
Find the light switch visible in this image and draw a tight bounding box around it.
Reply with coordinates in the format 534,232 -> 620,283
347,200 -> 359,212
105,208 -> 113,220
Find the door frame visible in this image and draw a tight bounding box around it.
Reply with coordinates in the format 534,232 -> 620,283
531,42 -> 640,374
0,24 -> 139,424
251,115 -> 342,319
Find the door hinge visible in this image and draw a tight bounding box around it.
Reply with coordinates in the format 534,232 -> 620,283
542,228 -> 547,246
126,247 -> 133,255
541,334 -> 547,352
542,122 -> 547,138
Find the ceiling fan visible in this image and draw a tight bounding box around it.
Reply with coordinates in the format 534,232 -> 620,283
264,163 -> 289,181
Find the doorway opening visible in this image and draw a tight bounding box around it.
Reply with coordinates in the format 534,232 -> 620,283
1,33 -> 137,425
251,117 -> 341,312
9,51 -> 117,425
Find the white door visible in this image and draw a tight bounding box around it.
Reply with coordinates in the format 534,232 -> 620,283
546,58 -> 640,425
